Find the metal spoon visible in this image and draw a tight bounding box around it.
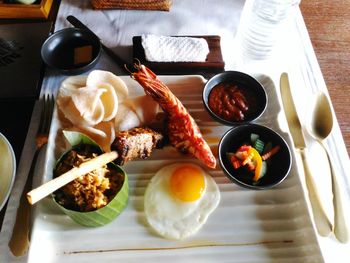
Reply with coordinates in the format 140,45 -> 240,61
309,92 -> 349,243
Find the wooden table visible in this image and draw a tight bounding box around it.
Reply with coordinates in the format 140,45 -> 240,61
301,0 -> 350,156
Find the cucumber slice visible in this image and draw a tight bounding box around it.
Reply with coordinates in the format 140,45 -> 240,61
254,138 -> 264,154
250,133 -> 259,144
259,161 -> 267,179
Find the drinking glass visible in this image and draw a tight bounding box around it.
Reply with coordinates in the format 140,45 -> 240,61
236,0 -> 301,60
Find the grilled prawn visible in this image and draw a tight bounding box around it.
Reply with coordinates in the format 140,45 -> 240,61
130,63 -> 216,169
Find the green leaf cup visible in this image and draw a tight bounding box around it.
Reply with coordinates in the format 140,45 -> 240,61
52,131 -> 128,227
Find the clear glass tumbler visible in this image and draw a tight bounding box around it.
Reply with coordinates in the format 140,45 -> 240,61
236,0 -> 300,60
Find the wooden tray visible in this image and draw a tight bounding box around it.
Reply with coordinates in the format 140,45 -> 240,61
0,0 -> 53,19
133,35 -> 225,75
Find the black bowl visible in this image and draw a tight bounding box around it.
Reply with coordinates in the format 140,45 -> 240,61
41,28 -> 101,75
203,71 -> 267,125
218,124 -> 292,189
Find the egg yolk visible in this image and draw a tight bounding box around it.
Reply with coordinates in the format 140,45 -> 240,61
170,165 -> 205,202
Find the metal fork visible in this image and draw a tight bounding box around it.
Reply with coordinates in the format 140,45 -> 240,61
9,94 -> 55,257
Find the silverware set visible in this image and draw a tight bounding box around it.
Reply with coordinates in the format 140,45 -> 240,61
280,72 -> 349,243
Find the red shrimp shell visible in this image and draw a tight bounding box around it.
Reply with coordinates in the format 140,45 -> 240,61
131,64 -> 216,169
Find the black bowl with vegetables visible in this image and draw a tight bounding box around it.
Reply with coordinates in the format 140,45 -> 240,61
218,124 -> 292,189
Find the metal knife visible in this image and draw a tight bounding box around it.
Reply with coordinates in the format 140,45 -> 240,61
280,72 -> 332,237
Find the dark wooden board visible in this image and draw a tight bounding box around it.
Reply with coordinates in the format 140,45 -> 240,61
132,35 -> 225,75
0,0 -> 53,19
0,22 -> 52,99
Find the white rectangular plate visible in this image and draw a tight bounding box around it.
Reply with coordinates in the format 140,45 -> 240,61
28,75 -> 323,262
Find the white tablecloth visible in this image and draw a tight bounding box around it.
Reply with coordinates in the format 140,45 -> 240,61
54,0 -> 244,73
1,1 -> 349,262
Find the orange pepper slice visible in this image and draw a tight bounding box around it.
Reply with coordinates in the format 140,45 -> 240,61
248,148 -> 263,182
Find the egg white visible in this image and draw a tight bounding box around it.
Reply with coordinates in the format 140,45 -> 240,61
144,163 -> 220,240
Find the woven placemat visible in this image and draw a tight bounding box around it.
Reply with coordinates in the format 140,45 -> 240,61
91,0 -> 172,11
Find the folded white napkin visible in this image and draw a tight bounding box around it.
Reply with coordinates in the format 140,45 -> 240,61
141,34 -> 209,62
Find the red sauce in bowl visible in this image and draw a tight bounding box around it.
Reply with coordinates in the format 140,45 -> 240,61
208,82 -> 252,122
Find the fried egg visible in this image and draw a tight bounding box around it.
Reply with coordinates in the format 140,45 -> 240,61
144,163 -> 220,240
